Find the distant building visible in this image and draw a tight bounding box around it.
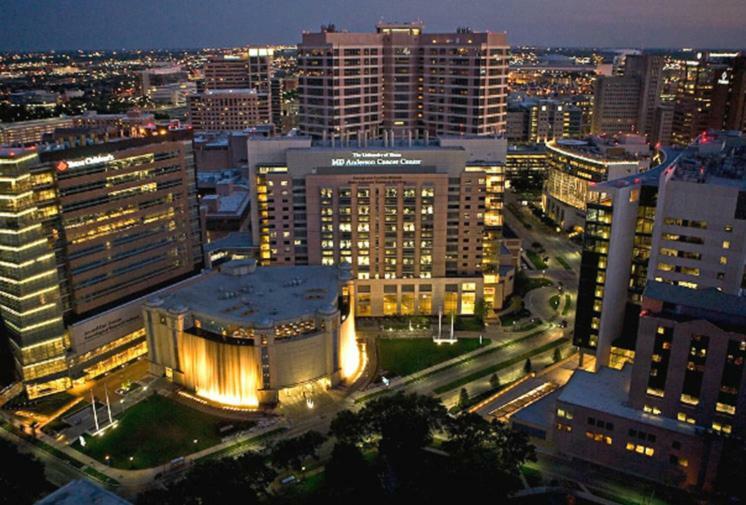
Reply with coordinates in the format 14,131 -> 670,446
591,54 -> 665,138
204,50 -> 273,92
542,135 -> 651,231
188,89 -> 271,132
507,98 -> 586,143
146,261 -> 360,407
298,22 -> 509,140
0,117 -> 76,146
138,65 -> 189,96
672,53 -> 746,146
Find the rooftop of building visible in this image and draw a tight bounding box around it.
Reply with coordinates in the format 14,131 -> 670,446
507,143 -> 547,155
197,88 -> 262,97
670,130 -> 746,189
35,480 -> 131,505
204,231 -> 254,253
547,135 -> 650,163
644,281 -> 746,329
558,366 -> 698,436
594,147 -> 682,191
203,190 -> 249,215
149,261 -> 348,327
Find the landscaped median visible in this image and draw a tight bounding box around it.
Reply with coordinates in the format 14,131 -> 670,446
432,337 -> 570,395
354,329 -> 548,404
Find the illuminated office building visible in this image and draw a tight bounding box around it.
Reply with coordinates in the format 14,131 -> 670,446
204,50 -> 273,92
298,22 -> 509,140
188,89 -> 271,132
248,134 -> 516,315
542,135 -> 651,231
574,130 -> 746,368
146,260 -> 359,407
672,53 -> 746,146
0,130 -> 203,398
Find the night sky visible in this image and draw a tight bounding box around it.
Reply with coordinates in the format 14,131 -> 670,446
2,0 -> 745,51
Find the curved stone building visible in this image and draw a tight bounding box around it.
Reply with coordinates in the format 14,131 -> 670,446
144,260 -> 360,407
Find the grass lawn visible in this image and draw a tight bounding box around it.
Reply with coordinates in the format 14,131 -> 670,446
514,272 -> 553,297
378,337 -> 484,377
77,395 -> 241,469
562,294 -> 573,316
526,249 -> 548,270
555,256 -> 572,270
549,294 -> 560,311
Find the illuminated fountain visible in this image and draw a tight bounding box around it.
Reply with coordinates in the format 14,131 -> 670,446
177,331 -> 260,408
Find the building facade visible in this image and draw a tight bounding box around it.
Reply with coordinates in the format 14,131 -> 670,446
188,89 -> 271,132
0,130 -> 203,398
146,260 -> 360,407
574,130 -> 746,369
542,136 -> 651,231
553,282 -> 745,490
248,135 -> 515,315
297,23 -> 509,140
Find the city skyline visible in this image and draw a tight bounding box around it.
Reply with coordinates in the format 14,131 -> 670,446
2,0 -> 746,51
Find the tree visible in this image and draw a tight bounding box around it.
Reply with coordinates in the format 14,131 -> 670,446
0,438 -> 48,505
323,442 -> 382,501
269,431 -> 325,472
137,451 -> 275,505
553,347 -> 562,363
441,413 -> 536,499
458,388 -> 470,409
489,373 -> 501,389
524,358 -> 533,374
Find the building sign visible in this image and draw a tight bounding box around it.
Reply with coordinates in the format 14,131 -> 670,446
56,154 -> 114,172
331,152 -> 422,167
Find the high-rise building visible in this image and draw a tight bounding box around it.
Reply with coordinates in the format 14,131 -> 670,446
248,134 -> 516,315
591,75 -> 641,135
188,89 -> 271,132
138,66 -> 189,97
203,50 -> 273,92
542,135 -> 651,231
0,130 -> 203,398
507,98 -> 587,143
672,53 -> 746,146
297,22 -> 509,140
626,54 -> 666,136
573,130 -> 746,369
591,54 -> 665,138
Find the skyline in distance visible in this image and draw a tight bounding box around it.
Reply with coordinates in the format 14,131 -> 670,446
2,0 -> 746,51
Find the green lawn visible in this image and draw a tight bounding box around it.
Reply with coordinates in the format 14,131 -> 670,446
378,338 -> 484,377
526,250 -> 548,270
514,272 -> 553,297
433,338 -> 569,394
555,256 -> 572,270
77,395 -> 242,469
562,294 -> 573,316
549,295 -> 560,311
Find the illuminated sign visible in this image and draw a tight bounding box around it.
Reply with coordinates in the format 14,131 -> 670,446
330,152 -> 422,167
58,154 -> 114,171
